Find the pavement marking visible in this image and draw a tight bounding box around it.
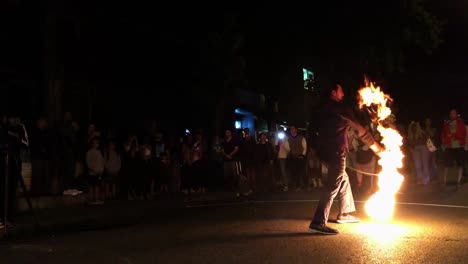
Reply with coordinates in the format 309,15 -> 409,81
186,201 -> 248,208
10,244 -> 54,253
380,201 -> 468,209
186,199 -> 468,209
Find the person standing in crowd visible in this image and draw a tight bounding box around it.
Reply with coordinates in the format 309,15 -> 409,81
286,125 -> 307,191
86,137 -> 105,204
346,127 -> 359,185
308,83 -> 383,235
239,128 -> 257,193
210,136 -> 224,191
221,129 -> 239,192
191,133 -> 206,193
138,138 -> 153,199
120,133 -> 139,200
408,121 -> 430,186
103,140 -> 121,199
255,132 -> 274,192
0,113 -> 29,227
440,109 -> 466,187
306,145 -> 324,189
355,125 -> 377,194
30,117 -> 54,196
159,151 -> 171,194
275,131 -> 289,191
424,117 -> 439,181
60,112 -> 79,196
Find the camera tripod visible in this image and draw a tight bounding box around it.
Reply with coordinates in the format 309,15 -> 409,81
2,145 -> 39,238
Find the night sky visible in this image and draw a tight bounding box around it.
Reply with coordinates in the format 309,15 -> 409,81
392,0 -> 468,122
0,1 -> 466,128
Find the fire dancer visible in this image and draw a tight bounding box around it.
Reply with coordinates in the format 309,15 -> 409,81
308,83 -> 384,235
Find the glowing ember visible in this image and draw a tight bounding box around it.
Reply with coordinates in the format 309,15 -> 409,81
358,80 -> 404,221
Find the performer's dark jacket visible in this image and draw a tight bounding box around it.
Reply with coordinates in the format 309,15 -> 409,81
316,99 -> 376,161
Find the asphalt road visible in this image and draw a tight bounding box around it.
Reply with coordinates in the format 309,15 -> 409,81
0,187 -> 467,264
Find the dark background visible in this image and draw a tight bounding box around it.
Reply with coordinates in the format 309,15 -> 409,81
0,0 -> 466,129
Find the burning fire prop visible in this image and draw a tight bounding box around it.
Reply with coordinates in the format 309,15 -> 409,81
358,80 -> 404,221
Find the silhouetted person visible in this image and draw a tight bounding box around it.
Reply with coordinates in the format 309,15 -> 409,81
0,113 -> 29,227
308,84 -> 383,235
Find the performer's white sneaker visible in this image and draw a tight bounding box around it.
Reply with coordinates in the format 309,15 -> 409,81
336,213 -> 360,224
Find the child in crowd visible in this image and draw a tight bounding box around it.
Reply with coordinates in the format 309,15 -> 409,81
86,137 -> 105,204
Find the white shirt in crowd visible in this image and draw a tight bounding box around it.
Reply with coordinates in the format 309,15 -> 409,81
276,139 -> 289,159
275,136 -> 307,158
86,148 -> 105,176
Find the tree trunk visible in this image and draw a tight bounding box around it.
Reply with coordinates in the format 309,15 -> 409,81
43,0 -> 64,128
43,0 -> 64,195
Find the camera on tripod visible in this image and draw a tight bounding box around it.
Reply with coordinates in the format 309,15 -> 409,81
0,113 -> 37,237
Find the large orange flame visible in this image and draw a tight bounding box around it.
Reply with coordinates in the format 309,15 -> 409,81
358,80 -> 404,221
